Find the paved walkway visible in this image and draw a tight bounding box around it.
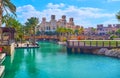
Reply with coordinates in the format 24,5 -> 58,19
15,43 -> 39,48
0,66 -> 5,78
0,53 -> 6,64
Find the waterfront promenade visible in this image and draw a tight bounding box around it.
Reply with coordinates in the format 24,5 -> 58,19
15,43 -> 39,48
0,53 -> 6,78
0,66 -> 5,78
66,40 -> 120,55
67,40 -> 120,49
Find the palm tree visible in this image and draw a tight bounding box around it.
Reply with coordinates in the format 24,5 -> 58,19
74,29 -> 79,36
2,14 -> 15,26
56,27 -> 62,36
79,27 -> 84,35
116,11 -> 120,21
0,0 -> 16,26
3,15 -> 23,41
24,17 -> 39,44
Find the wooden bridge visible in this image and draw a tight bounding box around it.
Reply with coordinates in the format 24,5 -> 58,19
24,36 -> 59,41
66,40 -> 120,53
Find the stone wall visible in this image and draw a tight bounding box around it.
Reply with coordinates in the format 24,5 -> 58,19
67,47 -> 120,58
0,43 -> 15,55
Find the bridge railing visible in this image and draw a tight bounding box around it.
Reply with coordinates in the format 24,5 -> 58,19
67,40 -> 120,48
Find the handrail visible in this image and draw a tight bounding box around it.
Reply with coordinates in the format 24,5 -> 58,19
66,40 -> 120,48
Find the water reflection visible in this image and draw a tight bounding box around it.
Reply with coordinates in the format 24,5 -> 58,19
3,42 -> 120,78
3,49 -> 25,78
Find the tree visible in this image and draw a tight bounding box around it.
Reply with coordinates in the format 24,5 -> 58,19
79,27 -> 84,35
74,29 -> 79,36
24,17 -> 39,44
56,27 -> 68,36
2,14 -> 15,26
116,11 -> 120,21
0,0 -> 16,26
3,15 -> 23,41
116,29 -> 120,36
110,34 -> 118,40
91,28 -> 96,35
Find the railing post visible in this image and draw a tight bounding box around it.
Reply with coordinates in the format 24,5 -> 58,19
96,41 -> 98,47
78,41 -> 80,46
84,41 -> 85,47
67,40 -> 69,47
102,41 -> 104,47
109,41 -> 111,47
116,41 -> 118,47
72,41 -> 74,47
90,41 -> 91,47
8,40 -> 10,45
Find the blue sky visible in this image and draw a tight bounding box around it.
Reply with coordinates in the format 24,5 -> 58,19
11,0 -> 120,27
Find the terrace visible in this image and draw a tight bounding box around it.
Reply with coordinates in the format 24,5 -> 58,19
0,27 -> 15,45
0,27 -> 15,55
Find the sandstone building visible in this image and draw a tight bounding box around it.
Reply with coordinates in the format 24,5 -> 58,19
37,15 -> 78,32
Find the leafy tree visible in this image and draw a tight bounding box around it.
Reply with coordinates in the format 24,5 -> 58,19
116,11 -> 120,21
79,27 -> 84,35
74,29 -> 79,35
110,35 -> 118,40
56,27 -> 63,36
116,29 -> 120,36
91,28 -> 96,35
0,0 -> 16,26
56,27 -> 68,36
67,28 -> 74,35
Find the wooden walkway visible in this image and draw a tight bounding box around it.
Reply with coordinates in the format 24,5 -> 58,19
66,40 -> 120,49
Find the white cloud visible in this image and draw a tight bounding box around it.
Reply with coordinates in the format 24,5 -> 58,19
16,3 -> 117,27
17,5 -> 41,23
47,3 -> 65,9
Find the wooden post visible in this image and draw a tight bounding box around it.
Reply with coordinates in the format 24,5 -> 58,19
84,41 -> 85,47
96,41 -> 98,47
78,41 -> 80,46
116,41 -> 118,47
90,41 -> 91,47
109,41 -> 111,47
67,41 -> 69,47
102,41 -> 104,47
72,41 -> 74,47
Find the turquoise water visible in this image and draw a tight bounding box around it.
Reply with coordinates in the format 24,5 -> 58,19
3,42 -> 120,78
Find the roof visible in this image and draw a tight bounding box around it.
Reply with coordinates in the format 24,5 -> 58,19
0,27 -> 16,33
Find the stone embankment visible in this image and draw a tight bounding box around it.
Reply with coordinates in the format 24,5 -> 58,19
94,48 -> 120,58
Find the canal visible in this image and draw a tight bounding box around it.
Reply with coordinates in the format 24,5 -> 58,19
3,42 -> 120,78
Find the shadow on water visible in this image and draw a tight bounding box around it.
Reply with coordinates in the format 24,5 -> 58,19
3,49 -> 25,78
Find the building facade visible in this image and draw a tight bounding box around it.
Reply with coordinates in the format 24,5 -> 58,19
97,24 -> 118,35
38,15 -> 78,32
